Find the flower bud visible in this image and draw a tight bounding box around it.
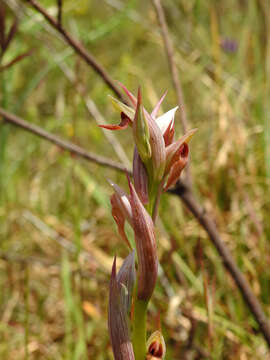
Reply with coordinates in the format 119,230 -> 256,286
116,250 -> 136,314
146,331 -> 166,360
109,181 -> 133,249
109,181 -> 133,225
127,176 -> 158,302
108,255 -> 135,360
111,194 -> 131,249
133,147 -> 149,204
133,88 -> 152,162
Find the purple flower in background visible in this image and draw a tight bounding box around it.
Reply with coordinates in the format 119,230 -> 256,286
221,37 -> 238,53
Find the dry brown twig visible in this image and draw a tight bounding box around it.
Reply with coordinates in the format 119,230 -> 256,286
57,0 -> 62,27
2,0 -> 270,349
0,48 -> 34,72
151,0 -> 192,186
151,0 -> 188,134
25,0 -> 125,102
0,107 -> 128,174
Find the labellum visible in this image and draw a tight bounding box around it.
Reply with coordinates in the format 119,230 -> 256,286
165,128 -> 197,174
164,142 -> 189,191
146,331 -> 166,360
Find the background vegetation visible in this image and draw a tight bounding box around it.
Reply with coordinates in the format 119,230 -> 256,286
0,0 -> 270,358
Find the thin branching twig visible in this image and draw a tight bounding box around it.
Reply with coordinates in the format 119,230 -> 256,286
26,0 -> 125,102
151,0 -> 188,134
0,107 -> 128,173
0,48 -> 34,72
57,0 -> 62,27
152,0 -> 192,186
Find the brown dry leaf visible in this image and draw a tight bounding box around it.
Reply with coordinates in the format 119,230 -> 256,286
82,301 -> 101,319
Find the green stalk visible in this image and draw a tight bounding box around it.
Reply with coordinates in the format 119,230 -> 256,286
152,181 -> 165,224
132,298 -> 148,360
146,178 -> 159,217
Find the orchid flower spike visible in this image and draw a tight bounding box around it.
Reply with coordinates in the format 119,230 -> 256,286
105,84 -> 197,360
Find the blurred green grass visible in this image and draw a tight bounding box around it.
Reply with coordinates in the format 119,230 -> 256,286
0,0 -> 270,358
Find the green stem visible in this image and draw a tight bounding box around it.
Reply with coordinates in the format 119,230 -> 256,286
133,299 -> 148,360
146,179 -> 159,217
152,180 -> 165,224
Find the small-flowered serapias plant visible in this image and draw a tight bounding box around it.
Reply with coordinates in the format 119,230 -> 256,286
100,84 -> 196,360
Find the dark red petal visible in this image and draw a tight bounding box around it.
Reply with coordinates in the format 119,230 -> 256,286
163,119 -> 175,146
149,341 -> 163,357
99,112 -> 131,130
164,158 -> 187,191
164,143 -> 189,191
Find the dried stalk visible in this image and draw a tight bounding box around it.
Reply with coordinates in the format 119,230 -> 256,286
57,0 -> 62,27
0,107 -> 128,173
151,0 -> 188,134
152,0 -> 192,187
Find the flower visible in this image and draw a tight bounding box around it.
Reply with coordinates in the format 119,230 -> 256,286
101,84 -> 197,190
105,84 -> 197,360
